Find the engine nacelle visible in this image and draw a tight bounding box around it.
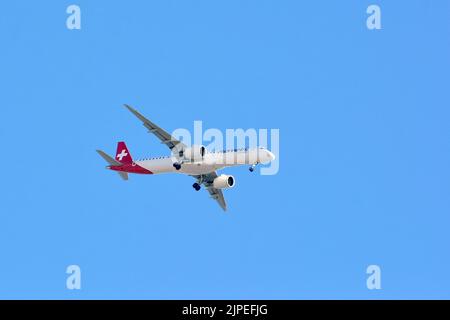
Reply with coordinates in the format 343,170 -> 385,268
213,175 -> 235,189
180,145 -> 206,162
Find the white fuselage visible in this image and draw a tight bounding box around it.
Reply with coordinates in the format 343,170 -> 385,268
134,147 -> 275,175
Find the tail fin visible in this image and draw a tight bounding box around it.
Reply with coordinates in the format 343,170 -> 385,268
115,141 -> 133,164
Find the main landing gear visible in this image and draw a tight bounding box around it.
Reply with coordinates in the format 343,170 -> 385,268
193,183 -> 201,191
173,162 -> 182,170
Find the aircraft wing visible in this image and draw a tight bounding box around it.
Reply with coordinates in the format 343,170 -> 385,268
192,171 -> 228,211
124,104 -> 187,151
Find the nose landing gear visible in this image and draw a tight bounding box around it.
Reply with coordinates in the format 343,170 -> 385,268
249,162 -> 258,172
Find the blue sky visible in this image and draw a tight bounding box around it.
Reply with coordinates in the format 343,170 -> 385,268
1,1 -> 449,299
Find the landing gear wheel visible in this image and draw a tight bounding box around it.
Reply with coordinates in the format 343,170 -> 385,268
173,163 -> 182,170
193,183 -> 201,191
249,162 -> 259,172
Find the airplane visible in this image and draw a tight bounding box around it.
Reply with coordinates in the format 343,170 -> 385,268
96,105 -> 276,211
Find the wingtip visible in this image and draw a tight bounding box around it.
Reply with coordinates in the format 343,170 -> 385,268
123,104 -> 141,117
96,149 -> 108,157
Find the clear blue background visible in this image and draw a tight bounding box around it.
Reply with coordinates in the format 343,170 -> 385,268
1,0 -> 449,299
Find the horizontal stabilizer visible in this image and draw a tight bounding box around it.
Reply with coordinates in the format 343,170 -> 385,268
96,150 -> 121,166
96,150 -> 129,181
117,171 -> 128,181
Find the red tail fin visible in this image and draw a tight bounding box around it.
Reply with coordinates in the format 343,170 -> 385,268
115,141 -> 133,164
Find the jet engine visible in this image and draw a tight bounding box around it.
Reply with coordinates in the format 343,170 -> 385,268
213,175 -> 235,189
181,145 -> 207,162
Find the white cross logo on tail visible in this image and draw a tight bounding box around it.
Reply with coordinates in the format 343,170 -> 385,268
116,149 -> 128,161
